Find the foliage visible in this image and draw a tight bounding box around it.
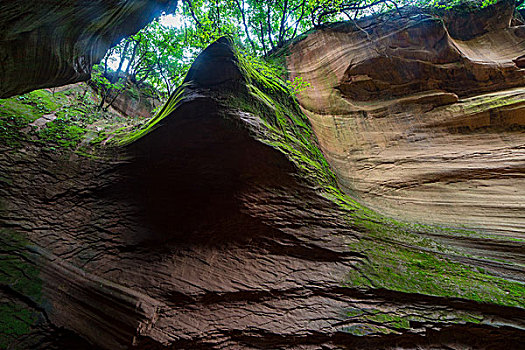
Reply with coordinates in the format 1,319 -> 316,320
307,0 -> 506,25
91,67 -> 125,93
96,0 -> 312,99
91,65 -> 126,110
92,19 -> 193,101
286,76 -> 311,95
96,0 -> 516,103
309,0 -> 407,25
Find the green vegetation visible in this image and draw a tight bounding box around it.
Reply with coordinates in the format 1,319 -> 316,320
0,90 -> 60,147
0,115 -> 30,147
429,0 -> 500,11
2,0 -> 522,311
309,0 -> 509,25
343,306 -> 484,335
98,0 -> 516,102
0,84 -> 146,153
91,17 -> 189,107
36,118 -> 87,149
0,229 -> 42,348
229,47 -> 340,190
1,1 -> 523,343
346,238 -> 525,307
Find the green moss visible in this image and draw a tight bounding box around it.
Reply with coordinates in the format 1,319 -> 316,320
0,115 -> 29,147
0,90 -> 58,146
0,84 -> 145,152
345,237 -> 524,307
0,89 -> 66,122
363,312 -> 411,329
0,229 -> 42,347
26,90 -> 61,112
342,323 -> 392,336
0,99 -> 40,122
35,118 -> 86,148
0,88 -> 77,148
228,48 -> 340,192
0,230 -> 42,301
344,306 -> 484,335
227,43 -> 525,309
0,304 -> 38,349
114,82 -> 190,145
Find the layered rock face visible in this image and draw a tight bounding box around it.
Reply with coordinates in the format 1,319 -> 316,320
2,37 -> 524,349
103,86 -> 161,118
286,1 -> 525,236
0,0 -> 177,98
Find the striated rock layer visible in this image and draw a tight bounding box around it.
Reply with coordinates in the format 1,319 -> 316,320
1,36 -> 524,349
286,0 -> 525,236
0,0 -> 177,98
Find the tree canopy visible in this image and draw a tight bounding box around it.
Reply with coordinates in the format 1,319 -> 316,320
92,0 -> 524,106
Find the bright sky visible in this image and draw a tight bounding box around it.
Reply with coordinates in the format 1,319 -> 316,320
159,13 -> 183,28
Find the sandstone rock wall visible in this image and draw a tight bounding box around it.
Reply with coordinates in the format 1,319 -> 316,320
286,2 -> 525,236
1,37 -> 524,349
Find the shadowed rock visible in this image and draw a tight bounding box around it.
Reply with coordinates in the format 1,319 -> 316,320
0,0 -> 177,98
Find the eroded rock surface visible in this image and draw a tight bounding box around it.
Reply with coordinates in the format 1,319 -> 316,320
286,1 -> 525,236
0,0 -> 177,98
1,36 -> 524,349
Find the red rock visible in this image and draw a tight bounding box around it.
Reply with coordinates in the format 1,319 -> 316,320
514,54 -> 525,68
1,5 -> 525,350
287,3 -> 525,237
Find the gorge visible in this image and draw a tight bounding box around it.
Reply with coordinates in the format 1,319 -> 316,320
0,1 -> 524,349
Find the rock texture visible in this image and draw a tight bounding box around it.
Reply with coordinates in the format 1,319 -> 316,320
286,1 -> 525,236
1,35 -> 524,349
108,90 -> 161,118
94,84 -> 162,118
0,0 -> 177,98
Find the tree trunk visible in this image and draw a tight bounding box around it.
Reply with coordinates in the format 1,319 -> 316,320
125,38 -> 139,77
235,0 -> 257,53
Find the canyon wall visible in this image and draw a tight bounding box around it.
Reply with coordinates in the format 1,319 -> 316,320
1,2 -> 524,349
2,37 -> 524,349
286,0 -> 525,237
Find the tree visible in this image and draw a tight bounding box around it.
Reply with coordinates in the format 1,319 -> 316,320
92,0 -> 517,107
